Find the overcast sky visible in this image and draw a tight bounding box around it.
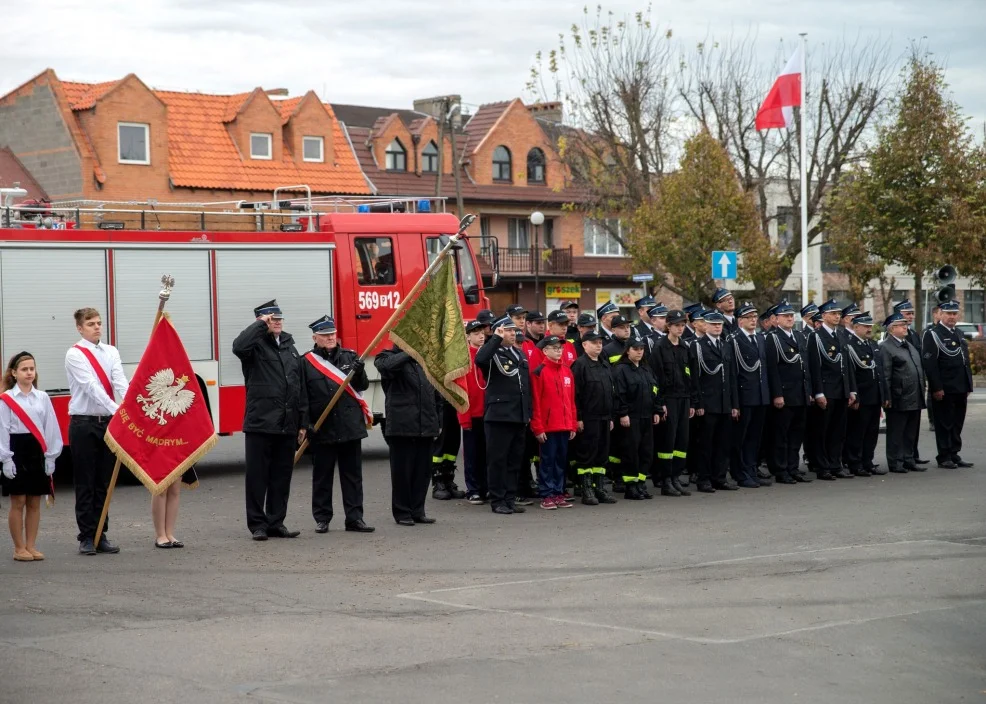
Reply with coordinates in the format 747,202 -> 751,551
2,0 -> 984,123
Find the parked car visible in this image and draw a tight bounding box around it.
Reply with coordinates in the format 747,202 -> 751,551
955,322 -> 983,340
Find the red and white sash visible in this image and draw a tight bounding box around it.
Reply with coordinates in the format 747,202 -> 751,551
73,344 -> 114,399
0,393 -> 48,453
304,352 -> 373,426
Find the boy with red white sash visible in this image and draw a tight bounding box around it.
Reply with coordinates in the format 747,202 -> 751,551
1,352 -> 63,561
65,307 -> 129,556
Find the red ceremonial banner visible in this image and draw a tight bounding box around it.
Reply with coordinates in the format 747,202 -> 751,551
104,317 -> 217,495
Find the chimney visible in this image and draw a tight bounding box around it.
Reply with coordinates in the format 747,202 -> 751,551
413,95 -> 461,121
528,101 -> 563,124
265,88 -> 289,97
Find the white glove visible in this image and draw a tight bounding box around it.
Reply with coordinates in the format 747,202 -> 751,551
45,459 -> 56,477
2,461 -> 15,480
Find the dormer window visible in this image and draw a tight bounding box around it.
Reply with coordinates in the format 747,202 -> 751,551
527,148 -> 545,184
422,141 -> 439,173
250,133 -> 272,160
303,136 -> 324,162
118,122 -> 149,164
385,138 -> 407,171
493,145 -> 512,182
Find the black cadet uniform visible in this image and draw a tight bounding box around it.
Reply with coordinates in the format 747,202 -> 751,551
807,309 -> 857,480
475,322 -> 533,513
431,400 -> 464,500
922,312 -> 974,468
303,316 -> 372,532
843,318 -> 883,477
691,324 -> 738,492
766,324 -> 813,482
375,347 -> 442,525
570,335 -> 617,505
650,314 -> 695,497
611,341 -> 662,500
232,300 -> 309,539
729,314 -> 770,487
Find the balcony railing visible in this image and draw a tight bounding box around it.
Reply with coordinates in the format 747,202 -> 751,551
479,245 -> 573,275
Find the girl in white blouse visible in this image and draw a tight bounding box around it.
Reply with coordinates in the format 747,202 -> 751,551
0,352 -> 63,561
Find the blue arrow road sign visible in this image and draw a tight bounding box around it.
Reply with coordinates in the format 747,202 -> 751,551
711,251 -> 737,280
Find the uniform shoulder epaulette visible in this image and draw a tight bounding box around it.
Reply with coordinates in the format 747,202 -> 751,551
532,364 -> 545,377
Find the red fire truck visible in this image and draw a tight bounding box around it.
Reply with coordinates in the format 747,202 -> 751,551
0,187 -> 496,448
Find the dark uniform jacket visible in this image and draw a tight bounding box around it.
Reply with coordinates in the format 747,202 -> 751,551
720,315 -> 740,338
474,335 -> 532,424
845,333 -> 883,406
681,326 -> 697,344
730,330 -> 770,406
603,337 -> 632,365
374,347 -> 441,437
611,359 -> 662,419
921,323 -> 973,394
571,354 -> 614,421
690,335 -> 737,415
766,327 -> 812,406
650,335 -> 695,404
303,345 -> 369,444
633,321 -> 653,342
881,336 -> 926,411
565,324 -> 581,351
232,320 -> 309,435
808,325 -> 856,400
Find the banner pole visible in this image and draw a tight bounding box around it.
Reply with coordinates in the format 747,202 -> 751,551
94,274 -> 175,548
799,32 -> 810,309
293,215 -> 475,464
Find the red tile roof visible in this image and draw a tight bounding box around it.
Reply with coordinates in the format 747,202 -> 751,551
61,80 -> 121,110
462,100 -> 512,155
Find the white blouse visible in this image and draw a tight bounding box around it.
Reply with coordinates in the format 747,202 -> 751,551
0,387 -> 64,464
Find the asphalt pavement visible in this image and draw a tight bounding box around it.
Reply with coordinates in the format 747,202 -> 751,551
1,398 -> 985,704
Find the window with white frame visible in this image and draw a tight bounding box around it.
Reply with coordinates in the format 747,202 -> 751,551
118,122 -> 149,164
302,136 -> 324,162
507,217 -> 529,249
583,219 -> 625,256
250,133 -> 272,160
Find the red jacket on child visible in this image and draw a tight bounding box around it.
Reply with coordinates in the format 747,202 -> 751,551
522,337 -> 545,372
559,340 -> 578,367
456,345 -> 486,428
530,356 -> 577,435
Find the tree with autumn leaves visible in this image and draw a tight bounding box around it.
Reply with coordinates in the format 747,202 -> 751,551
826,51 -> 986,324
627,130 -> 782,305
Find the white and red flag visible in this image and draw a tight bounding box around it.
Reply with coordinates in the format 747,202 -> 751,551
755,45 -> 803,130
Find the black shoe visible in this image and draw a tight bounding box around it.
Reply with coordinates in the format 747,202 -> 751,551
793,472 -> 812,483
902,463 -> 919,471
955,459 -> 974,468
446,481 -> 466,499
412,515 -> 436,524
639,482 -> 654,499
670,477 -> 691,496
775,474 -> 797,485
738,479 -> 760,489
396,517 -> 415,526
678,473 -> 691,487
511,506 -> 527,514
79,538 -> 97,555
914,458 -> 930,465
816,472 -> 836,481
581,475 -> 599,505
315,521 -> 329,534
697,482 -> 715,493
757,475 -> 774,486
852,469 -> 872,477
833,469 -> 853,479
251,529 -> 269,541
624,482 -> 644,500
96,536 -> 120,554
268,526 -> 300,538
492,506 -> 513,515
889,466 -> 908,473
757,469 -> 772,480
345,519 -> 375,533
432,481 -> 452,500
870,466 -> 888,475
937,460 -> 958,469
661,478 -> 682,497
712,481 -> 739,491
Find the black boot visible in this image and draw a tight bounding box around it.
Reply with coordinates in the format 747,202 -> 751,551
594,476 -> 618,504
432,480 -> 451,500
581,474 -> 599,506
445,468 -> 466,499
661,478 -> 681,497
670,476 -> 691,496
639,480 -> 653,499
624,481 -> 644,500
678,472 -> 690,487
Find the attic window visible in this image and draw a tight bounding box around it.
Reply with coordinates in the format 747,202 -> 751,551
385,138 -> 407,171
303,136 -> 324,162
118,123 -> 149,165
422,141 -> 439,173
493,145 -> 512,182
250,133 -> 272,160
527,148 -> 545,184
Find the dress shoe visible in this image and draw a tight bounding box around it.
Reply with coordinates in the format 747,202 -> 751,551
937,460 -> 958,469
914,458 -> 930,465
251,529 -> 269,541
775,474 -> 797,485
79,538 -> 97,555
492,505 -> 513,515
396,517 -> 415,526
852,469 -> 872,477
902,463 -> 920,472
412,516 -> 436,524
345,519 -> 375,533
670,477 -> 691,496
712,481 -> 739,491
869,466 -> 888,475
696,482 -> 715,493
955,459 -> 974,468
446,481 -> 466,499
833,469 -> 853,479
432,481 -> 452,500
757,475 -> 774,486
510,506 -> 526,513
737,479 -> 760,489
96,536 -> 120,554
661,478 -> 682,497
816,471 -> 836,481
889,466 -> 908,473
314,521 -> 329,534
793,472 -> 812,483
268,526 -> 301,538
756,469 -> 772,480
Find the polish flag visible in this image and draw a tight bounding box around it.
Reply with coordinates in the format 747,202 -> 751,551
755,45 -> 803,130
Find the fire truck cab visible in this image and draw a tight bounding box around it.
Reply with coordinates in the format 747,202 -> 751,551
0,187 -> 496,443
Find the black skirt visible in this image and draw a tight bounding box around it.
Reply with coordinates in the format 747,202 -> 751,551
1,433 -> 49,497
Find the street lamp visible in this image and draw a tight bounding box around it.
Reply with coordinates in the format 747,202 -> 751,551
530,211 -> 544,308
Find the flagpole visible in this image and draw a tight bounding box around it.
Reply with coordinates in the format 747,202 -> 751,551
799,33 -> 809,308
293,214 -> 476,464
93,274 -> 175,549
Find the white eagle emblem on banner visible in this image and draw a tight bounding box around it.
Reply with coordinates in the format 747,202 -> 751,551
136,369 -> 196,425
